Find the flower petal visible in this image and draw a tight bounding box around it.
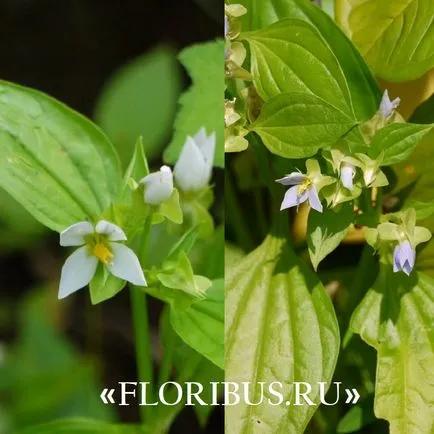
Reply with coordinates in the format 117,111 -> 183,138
95,220 -> 127,241
140,166 -> 174,205
393,244 -> 401,272
340,165 -> 354,190
402,260 -> 413,276
107,243 -> 147,286
379,89 -> 400,118
174,136 -> 208,191
280,186 -> 300,210
276,172 -> 306,186
60,221 -> 94,246
308,187 -> 323,213
59,246 -> 98,299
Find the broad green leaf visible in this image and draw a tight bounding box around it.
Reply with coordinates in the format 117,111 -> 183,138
351,267 -> 434,434
245,18 -> 352,113
337,396 -> 376,433
252,92 -> 356,158
370,123 -> 432,166
226,234 -> 339,433
234,0 -> 381,119
170,279 -> 224,369
307,203 -> 354,270
164,41 -> 224,168
336,0 -> 434,82
94,46 -> 181,165
18,419 -> 139,434
0,80 -> 122,232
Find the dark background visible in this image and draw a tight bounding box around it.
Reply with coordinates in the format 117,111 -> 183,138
0,0 -> 223,432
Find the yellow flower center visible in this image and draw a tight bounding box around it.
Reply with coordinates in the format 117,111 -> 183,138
93,243 -> 113,264
297,179 -> 312,196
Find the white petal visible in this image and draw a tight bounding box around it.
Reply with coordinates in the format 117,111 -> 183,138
107,243 -> 147,286
95,220 -> 127,241
60,221 -> 94,246
276,172 -> 306,186
174,136 -> 208,191
199,131 -> 216,183
280,185 -> 304,210
194,127 -> 208,147
308,187 -> 323,213
340,165 -> 355,190
140,167 -> 174,205
379,89 -> 400,118
59,246 -> 98,299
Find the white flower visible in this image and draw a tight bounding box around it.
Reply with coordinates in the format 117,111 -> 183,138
59,220 -> 146,299
379,89 -> 400,119
174,128 -> 215,192
139,165 -> 173,205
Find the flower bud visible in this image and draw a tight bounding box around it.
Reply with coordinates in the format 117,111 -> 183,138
140,165 -> 173,205
174,128 -> 215,192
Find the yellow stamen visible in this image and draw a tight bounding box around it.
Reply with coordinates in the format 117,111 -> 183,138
297,179 -> 312,196
93,243 -> 113,264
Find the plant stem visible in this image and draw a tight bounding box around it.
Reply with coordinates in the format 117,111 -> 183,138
130,216 -> 153,423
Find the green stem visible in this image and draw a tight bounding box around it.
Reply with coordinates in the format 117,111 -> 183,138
130,216 -> 153,424
157,326 -> 174,386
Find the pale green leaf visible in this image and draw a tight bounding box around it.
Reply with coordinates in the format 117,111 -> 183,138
89,265 -> 126,305
226,234 -> 339,433
351,268 -> 434,434
307,203 -> 354,270
164,41 -> 224,168
336,0 -> 434,81
370,123 -> 432,166
252,92 -> 356,158
0,80 -> 122,232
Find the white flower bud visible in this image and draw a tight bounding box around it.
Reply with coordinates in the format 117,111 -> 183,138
174,128 -> 215,192
139,165 -> 173,205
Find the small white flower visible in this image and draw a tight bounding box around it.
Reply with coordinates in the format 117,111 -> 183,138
139,165 -> 173,205
174,128 -> 216,192
379,89 -> 400,119
59,220 -> 146,299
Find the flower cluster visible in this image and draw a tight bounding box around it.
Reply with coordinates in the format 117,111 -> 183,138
58,128 -> 215,299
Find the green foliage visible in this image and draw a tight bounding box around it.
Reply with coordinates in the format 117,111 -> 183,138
94,46 -> 182,165
252,92 -> 356,158
307,203 -> 354,270
226,233 -> 339,433
170,279 -> 224,369
370,123 -> 433,166
0,80 -> 122,232
351,267 -> 434,433
336,0 -> 434,82
164,41 -> 224,168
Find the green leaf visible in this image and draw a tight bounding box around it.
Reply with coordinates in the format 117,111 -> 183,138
94,46 -> 181,165
252,92 -> 356,158
404,200 -> 434,220
89,265 -> 126,305
337,396 -> 376,433
234,0 -> 381,119
336,0 -> 434,81
351,267 -> 434,433
370,123 -> 432,166
122,137 -> 149,195
0,80 -> 122,232
170,279 -> 224,369
307,203 -> 354,270
17,419 -> 139,434
226,234 -> 339,433
164,41 -> 224,168
245,18 -> 352,113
